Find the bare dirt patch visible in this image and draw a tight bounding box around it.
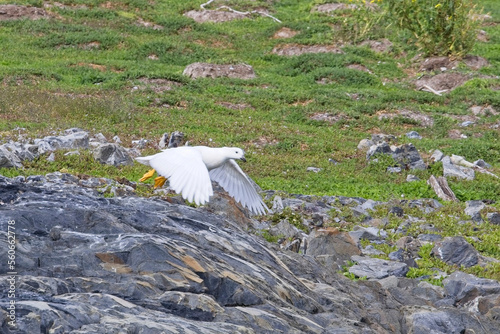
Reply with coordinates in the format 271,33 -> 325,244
312,3 -> 355,13
184,10 -> 247,23
415,72 -> 470,93
359,39 -> 393,53
309,113 -> 345,124
133,78 -> 182,93
217,102 -> 253,110
273,27 -> 299,39
347,64 -> 372,73
0,4 -> 49,20
376,109 -> 434,127
272,44 -> 343,56
183,63 -> 256,80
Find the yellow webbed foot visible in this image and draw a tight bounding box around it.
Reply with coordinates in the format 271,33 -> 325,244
153,176 -> 167,189
139,169 -> 156,182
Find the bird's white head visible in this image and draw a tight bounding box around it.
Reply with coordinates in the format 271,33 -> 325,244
224,147 -> 246,162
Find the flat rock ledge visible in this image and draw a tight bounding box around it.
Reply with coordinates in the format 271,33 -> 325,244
0,175 -> 499,333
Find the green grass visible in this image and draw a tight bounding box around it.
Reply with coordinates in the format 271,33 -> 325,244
0,0 -> 499,202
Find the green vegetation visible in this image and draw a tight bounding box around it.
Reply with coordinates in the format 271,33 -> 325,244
0,1 -> 498,203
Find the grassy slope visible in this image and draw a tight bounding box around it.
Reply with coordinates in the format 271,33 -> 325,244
0,0 -> 499,204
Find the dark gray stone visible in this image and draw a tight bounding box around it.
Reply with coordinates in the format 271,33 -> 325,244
487,212 -> 500,225
349,256 -> 408,279
432,237 -> 479,268
443,271 -> 500,304
93,143 -> 134,166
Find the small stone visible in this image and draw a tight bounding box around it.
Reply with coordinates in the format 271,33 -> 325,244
306,167 -> 321,173
64,151 -> 80,156
474,159 -> 491,169
487,212 -> 500,225
158,132 -> 169,149
46,152 -> 55,162
430,149 -> 444,163
432,236 -> 479,268
113,135 -> 122,144
93,143 -> 134,166
460,121 -> 475,127
406,131 -> 422,139
132,139 -> 148,149
94,133 -> 108,143
357,138 -> 374,151
406,174 -> 420,182
388,206 -> 404,217
387,166 -> 401,173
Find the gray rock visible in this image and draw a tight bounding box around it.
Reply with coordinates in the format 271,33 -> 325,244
93,143 -> 134,166
417,234 -> 442,242
168,131 -> 185,148
443,271 -> 500,304
357,138 -> 374,151
367,142 -> 426,170
349,226 -> 387,244
306,166 -> 321,173
487,212 -> 500,225
430,149 -> 444,163
406,174 -> 420,182
131,138 -> 148,149
459,120 -> 475,127
442,156 -> 475,180
112,135 -> 122,144
0,146 -> 23,168
474,159 -> 491,169
94,132 -> 108,143
306,228 -> 360,266
158,132 -> 169,149
349,256 -> 408,279
387,166 -> 401,173
464,200 -> 485,222
406,131 -> 422,139
432,237 -> 479,268
34,131 -> 89,154
268,220 -> 303,240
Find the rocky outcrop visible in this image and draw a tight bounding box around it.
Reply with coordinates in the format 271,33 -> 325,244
183,63 -> 256,80
0,175 -> 499,333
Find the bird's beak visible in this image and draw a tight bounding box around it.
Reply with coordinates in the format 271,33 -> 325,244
240,157 -> 247,162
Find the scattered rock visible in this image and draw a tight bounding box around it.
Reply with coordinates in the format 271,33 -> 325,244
443,271 -> 500,304
349,256 -> 408,279
271,44 -> 343,56
442,156 -> 475,180
487,212 -> 500,225
306,227 -> 360,268
0,145 -> 23,168
367,142 -> 426,170
183,62 -> 256,80
406,131 -> 422,140
93,143 -> 134,166
427,175 -> 458,202
357,138 -> 374,151
349,226 -> 387,245
430,149 -> 444,163
35,131 -> 89,154
432,237 -> 479,268
306,167 -> 321,173
406,174 -> 420,182
464,200 -> 485,222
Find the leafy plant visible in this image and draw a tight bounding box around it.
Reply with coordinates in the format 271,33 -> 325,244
387,0 -> 484,57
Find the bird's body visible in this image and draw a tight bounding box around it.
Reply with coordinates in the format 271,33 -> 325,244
136,146 -> 268,215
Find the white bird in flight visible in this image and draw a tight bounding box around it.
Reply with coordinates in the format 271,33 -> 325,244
136,146 -> 269,215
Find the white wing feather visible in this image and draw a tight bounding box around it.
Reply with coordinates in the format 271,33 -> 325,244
146,147 -> 213,205
209,160 -> 268,215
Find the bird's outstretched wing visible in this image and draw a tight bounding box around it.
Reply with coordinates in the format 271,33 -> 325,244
209,159 -> 268,215
147,147 -> 213,205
